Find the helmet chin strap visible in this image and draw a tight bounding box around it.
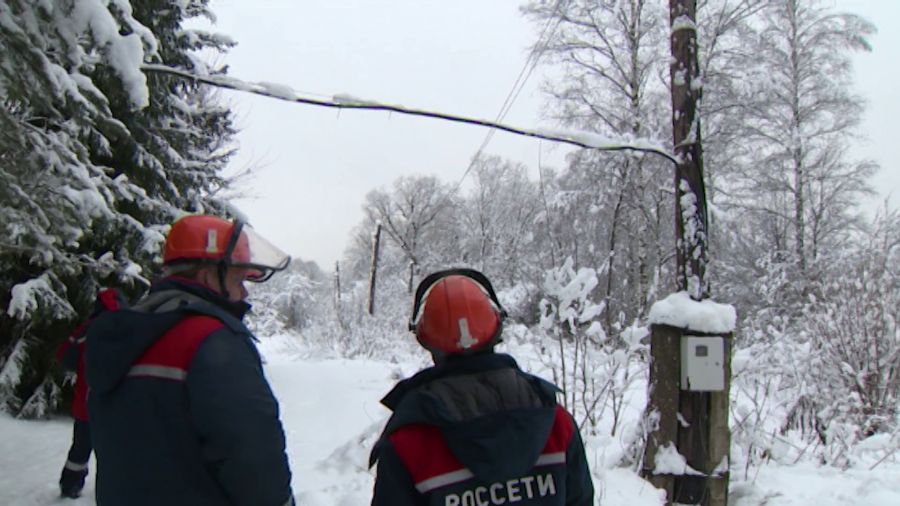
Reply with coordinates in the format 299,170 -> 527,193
217,261 -> 230,301
217,220 -> 246,301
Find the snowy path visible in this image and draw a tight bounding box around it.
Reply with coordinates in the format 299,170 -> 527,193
0,351 -> 398,506
267,355 -> 396,505
1,344 -> 898,505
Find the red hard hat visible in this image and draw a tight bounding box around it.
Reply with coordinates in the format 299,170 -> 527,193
410,269 -> 507,354
164,215 -> 241,264
163,215 -> 290,282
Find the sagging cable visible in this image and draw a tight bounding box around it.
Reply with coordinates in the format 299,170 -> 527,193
141,63 -> 678,165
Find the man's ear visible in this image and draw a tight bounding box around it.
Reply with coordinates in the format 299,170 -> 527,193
194,265 -> 217,289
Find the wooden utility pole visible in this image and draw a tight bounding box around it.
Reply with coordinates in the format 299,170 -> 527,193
641,2 -> 730,506
367,222 -> 382,315
407,259 -> 418,294
670,0 -> 710,301
334,261 -> 346,330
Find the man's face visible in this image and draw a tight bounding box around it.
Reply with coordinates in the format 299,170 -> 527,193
197,266 -> 250,302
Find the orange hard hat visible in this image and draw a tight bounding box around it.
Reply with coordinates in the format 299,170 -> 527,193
409,269 -> 507,354
163,215 -> 290,282
164,215 -> 240,264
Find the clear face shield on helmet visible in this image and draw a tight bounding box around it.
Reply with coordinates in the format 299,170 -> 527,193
223,221 -> 291,282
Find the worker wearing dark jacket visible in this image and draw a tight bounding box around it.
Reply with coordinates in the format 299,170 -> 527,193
84,214 -> 294,506
56,289 -> 123,498
369,269 -> 594,506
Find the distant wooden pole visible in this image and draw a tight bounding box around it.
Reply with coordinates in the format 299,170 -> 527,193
334,261 -> 346,329
367,222 -> 382,315
407,259 -> 416,294
334,261 -> 342,308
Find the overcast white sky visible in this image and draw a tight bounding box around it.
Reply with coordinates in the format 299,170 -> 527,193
206,0 -> 898,269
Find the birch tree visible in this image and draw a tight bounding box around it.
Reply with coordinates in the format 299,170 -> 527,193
362,175 -> 461,292
523,0 -> 672,332
729,0 -> 875,274
460,155 -> 543,287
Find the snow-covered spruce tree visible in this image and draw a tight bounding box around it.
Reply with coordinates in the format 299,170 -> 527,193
0,0 -> 236,418
0,0 -> 158,418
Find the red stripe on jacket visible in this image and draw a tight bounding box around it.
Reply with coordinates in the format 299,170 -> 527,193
129,316 -> 224,379
389,404 -> 575,488
97,289 -> 121,311
543,404 -> 575,454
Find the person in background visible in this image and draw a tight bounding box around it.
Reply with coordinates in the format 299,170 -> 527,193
369,268 -> 595,506
55,289 -> 123,498
84,214 -> 295,506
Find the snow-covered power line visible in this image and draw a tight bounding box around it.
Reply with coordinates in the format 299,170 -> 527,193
140,64 -> 678,165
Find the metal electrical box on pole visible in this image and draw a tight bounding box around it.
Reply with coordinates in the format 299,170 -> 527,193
681,336 -> 725,391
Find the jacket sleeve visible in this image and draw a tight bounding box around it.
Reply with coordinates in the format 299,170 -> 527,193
57,322 -> 88,371
371,440 -> 425,506
186,328 -> 294,506
565,418 -> 595,506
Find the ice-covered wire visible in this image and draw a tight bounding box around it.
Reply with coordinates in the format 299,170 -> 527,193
140,64 -> 678,165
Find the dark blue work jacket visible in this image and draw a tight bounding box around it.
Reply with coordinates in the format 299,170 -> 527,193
85,278 -> 294,506
369,353 -> 594,506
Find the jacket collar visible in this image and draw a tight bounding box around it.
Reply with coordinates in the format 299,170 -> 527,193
380,352 -> 521,411
152,276 -> 251,319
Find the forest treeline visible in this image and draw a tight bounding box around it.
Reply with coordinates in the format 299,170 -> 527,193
1,0 -> 896,470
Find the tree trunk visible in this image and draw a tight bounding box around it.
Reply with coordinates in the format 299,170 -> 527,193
670,0 -> 710,299
367,223 -> 382,315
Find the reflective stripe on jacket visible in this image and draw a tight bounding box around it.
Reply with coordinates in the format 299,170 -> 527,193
370,353 -> 594,506
85,278 -> 293,506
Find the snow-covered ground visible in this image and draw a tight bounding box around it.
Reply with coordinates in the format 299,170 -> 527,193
0,334 -> 897,505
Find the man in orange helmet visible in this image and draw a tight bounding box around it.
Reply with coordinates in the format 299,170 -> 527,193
369,269 -> 594,506
84,214 -> 295,506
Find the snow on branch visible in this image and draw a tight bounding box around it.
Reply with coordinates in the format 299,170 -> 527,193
140,64 -> 678,165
